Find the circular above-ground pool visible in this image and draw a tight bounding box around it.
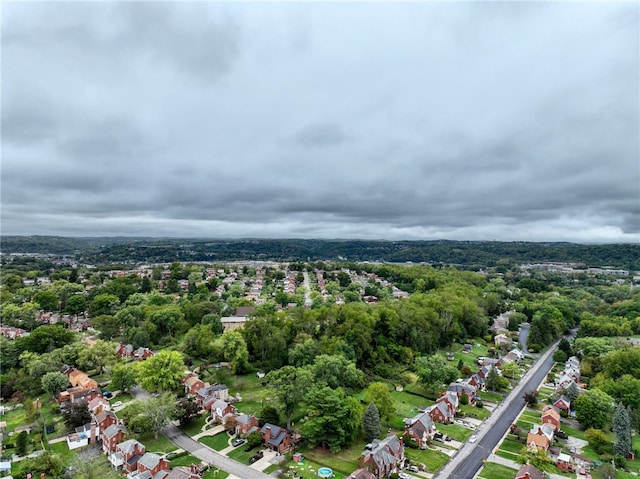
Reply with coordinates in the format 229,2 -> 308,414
318,467 -> 333,478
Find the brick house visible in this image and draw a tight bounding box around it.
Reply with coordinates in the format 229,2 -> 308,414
359,435 -> 405,479
426,401 -> 455,424
553,395 -> 571,413
526,432 -> 550,451
235,413 -> 259,436
136,452 -> 170,477
88,396 -> 110,416
541,406 -> 561,431
210,400 -> 236,424
404,412 -> 436,448
515,464 -> 543,479
261,423 -> 292,453
102,424 -> 127,454
113,439 -> 145,472
183,375 -> 205,397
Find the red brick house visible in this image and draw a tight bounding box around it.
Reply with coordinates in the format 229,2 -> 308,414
95,410 -> 118,431
426,402 -> 454,424
404,412 -> 436,448
235,413 -> 259,436
541,406 -> 561,430
553,395 -> 571,413
102,424 -> 127,454
113,439 -> 145,472
359,435 -> 405,479
136,452 -> 170,476
261,423 -> 292,453
516,464 -> 543,479
183,375 -> 205,397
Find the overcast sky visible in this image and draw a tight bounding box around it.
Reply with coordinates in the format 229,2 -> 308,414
2,1 -> 638,243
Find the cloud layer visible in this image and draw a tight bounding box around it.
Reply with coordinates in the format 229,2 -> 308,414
2,2 -> 638,242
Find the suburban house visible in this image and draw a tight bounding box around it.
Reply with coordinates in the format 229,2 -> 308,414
102,424 -> 127,454
553,395 -> 571,413
95,410 -> 118,431
515,464 -> 544,479
183,375 -> 205,397
426,401 -> 454,424
88,396 -> 110,415
160,466 -> 202,479
210,400 -> 236,424
115,343 -> 134,359
135,452 -> 170,477
66,367 -> 98,390
260,423 -> 292,453
134,347 -> 154,360
112,439 -> 146,472
466,373 -> 485,391
404,412 -> 437,448
345,469 -> 377,479
530,424 -> 554,444
541,406 -> 561,430
0,326 -> 29,339
359,435 -> 405,479
66,422 -> 99,450
447,382 -> 477,404
494,333 -> 513,348
196,384 -> 229,410
235,413 -> 260,436
526,432 -> 550,451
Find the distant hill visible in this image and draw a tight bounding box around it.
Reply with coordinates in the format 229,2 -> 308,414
1,236 -> 638,270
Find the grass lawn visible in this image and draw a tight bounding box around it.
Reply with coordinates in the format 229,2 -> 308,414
495,449 -> 520,461
137,432 -> 177,453
437,423 -> 474,442
48,440 -> 76,463
497,437 -> 525,454
479,391 -> 504,403
561,425 -> 586,441
405,447 -> 450,473
227,444 -> 262,464
300,441 -> 365,475
458,404 -> 490,420
477,462 -> 517,479
1,405 -> 28,433
281,456 -> 348,479
390,390 -> 431,429
519,411 -> 541,422
179,414 -> 209,436
169,451 -> 230,477
199,432 -> 232,451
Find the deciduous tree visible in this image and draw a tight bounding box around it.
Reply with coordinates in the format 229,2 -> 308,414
41,371 -> 68,398
575,389 -> 614,430
137,350 -> 185,393
265,366 -> 312,429
415,355 -> 458,392
363,382 -> 395,420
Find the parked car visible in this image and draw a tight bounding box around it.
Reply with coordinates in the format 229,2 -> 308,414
406,465 -> 419,473
398,473 -> 411,479
232,438 -> 246,447
250,451 -> 264,463
469,434 -> 478,443
112,401 -> 123,408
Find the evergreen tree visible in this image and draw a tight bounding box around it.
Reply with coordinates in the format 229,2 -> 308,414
15,430 -> 28,456
363,402 -> 381,443
613,402 -> 632,457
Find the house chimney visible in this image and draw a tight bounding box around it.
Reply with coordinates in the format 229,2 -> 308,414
90,422 -> 96,444
265,426 -> 271,442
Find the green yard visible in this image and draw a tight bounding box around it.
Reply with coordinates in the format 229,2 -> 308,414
436,423 -> 474,442
405,447 -> 450,473
477,461 -> 517,479
199,432 -> 232,451
299,441 -> 365,475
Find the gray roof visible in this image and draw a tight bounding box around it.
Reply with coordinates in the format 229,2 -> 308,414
117,439 -> 144,454
138,452 -> 162,470
103,424 -> 126,438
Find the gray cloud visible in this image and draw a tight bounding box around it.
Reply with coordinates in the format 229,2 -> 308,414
1,2 -> 638,242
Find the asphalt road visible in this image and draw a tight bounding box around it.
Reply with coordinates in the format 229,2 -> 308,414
434,330 -> 576,479
163,423 -> 273,479
130,387 -> 273,479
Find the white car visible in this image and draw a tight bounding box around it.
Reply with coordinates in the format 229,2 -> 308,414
112,401 -> 123,408
469,434 -> 478,443
398,473 -> 411,479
